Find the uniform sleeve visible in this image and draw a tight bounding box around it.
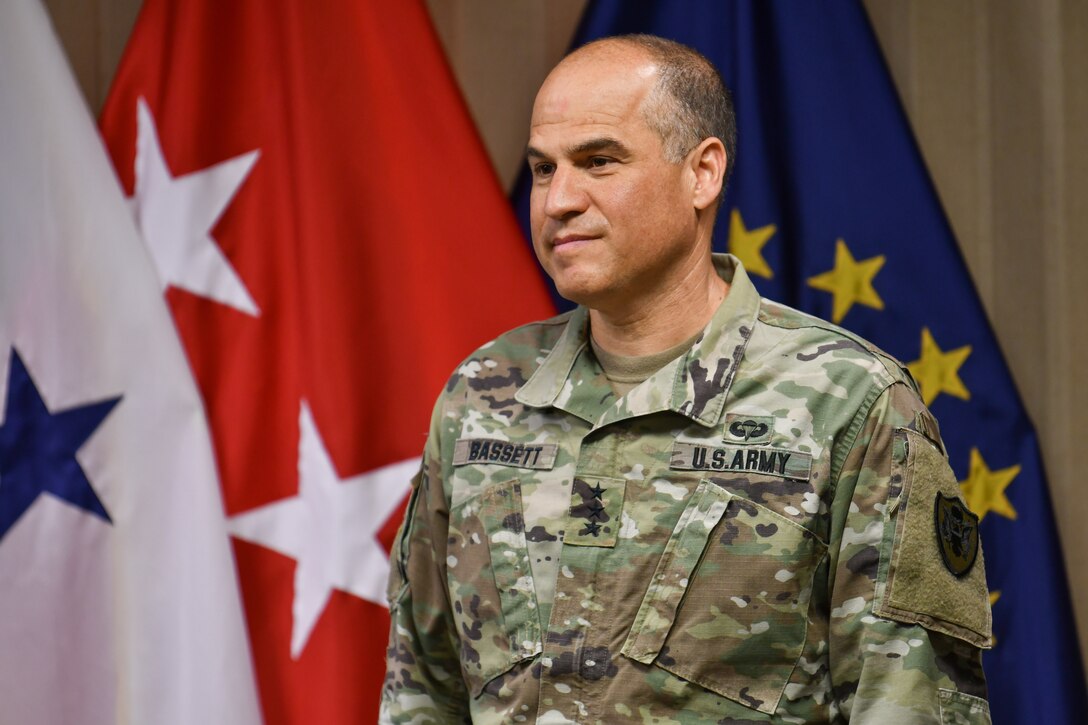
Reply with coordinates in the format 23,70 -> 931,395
827,381 -> 992,724
380,398 -> 471,724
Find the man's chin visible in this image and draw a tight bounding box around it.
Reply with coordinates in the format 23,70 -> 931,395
551,276 -> 615,310
550,277 -> 594,307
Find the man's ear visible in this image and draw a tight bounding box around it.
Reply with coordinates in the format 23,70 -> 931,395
689,137 -> 726,211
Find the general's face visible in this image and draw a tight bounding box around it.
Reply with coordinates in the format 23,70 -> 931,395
527,48 -> 700,310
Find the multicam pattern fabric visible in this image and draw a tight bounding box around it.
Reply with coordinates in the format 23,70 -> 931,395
382,255 -> 991,724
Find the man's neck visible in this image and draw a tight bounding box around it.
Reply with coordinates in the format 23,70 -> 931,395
589,256 -> 729,357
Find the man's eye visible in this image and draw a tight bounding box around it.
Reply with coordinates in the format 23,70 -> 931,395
533,163 -> 555,177
589,157 -> 612,168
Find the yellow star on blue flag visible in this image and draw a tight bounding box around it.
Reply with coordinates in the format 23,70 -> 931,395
960,447 -> 1020,522
728,209 -> 775,279
806,239 -> 885,323
908,327 -> 972,406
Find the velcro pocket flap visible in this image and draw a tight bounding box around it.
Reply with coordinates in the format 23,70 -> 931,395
448,479 -> 542,696
939,689 -> 992,724
874,429 -> 992,648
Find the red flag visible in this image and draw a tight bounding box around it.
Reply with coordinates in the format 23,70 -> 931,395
100,1 -> 554,721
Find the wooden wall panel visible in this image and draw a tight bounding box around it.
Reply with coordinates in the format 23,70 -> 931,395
44,0 -> 1088,679
424,0 -> 588,189
43,0 -> 140,113
1048,0 -> 1088,662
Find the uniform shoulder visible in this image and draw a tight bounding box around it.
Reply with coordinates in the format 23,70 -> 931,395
439,309 -> 575,399
755,298 -> 917,391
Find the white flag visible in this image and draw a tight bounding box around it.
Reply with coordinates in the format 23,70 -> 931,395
0,1 -> 262,723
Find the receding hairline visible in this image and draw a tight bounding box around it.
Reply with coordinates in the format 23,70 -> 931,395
539,41 -> 668,141
563,35 -> 657,62
549,38 -> 662,90
531,43 -> 666,150
541,39 -> 661,96
554,36 -> 718,144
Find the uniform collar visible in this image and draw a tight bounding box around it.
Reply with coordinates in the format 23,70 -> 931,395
516,254 -> 761,429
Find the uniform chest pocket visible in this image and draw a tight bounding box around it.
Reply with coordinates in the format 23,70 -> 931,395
621,479 -> 827,715
447,479 -> 541,697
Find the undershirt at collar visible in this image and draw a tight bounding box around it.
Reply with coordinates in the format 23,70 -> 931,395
590,330 -> 702,398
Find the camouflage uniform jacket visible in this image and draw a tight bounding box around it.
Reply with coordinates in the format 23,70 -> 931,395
383,255 -> 992,724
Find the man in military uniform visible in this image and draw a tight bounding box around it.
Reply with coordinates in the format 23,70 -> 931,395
382,35 -> 992,723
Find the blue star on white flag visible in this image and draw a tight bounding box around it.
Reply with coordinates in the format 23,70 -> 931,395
0,348 -> 118,541
0,1 -> 261,721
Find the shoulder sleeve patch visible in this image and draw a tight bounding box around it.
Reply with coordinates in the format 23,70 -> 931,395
873,428 -> 992,648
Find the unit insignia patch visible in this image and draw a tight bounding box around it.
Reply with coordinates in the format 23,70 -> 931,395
934,493 -> 979,577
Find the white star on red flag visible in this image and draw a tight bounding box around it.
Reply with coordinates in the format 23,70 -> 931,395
99,2 -> 556,719
227,401 -> 414,659
130,98 -> 260,316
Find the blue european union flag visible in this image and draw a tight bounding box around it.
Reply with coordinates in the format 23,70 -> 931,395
512,1 -> 1087,722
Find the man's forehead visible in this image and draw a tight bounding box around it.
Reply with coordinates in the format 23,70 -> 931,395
530,50 -> 659,133
541,45 -> 657,98
527,106 -> 649,159
561,38 -> 656,73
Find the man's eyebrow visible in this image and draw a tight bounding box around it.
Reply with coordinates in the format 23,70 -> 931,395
568,137 -> 629,156
525,137 -> 630,160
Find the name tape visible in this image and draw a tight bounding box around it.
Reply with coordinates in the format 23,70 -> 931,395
453,438 -> 558,470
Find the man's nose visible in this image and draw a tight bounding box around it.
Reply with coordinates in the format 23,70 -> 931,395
542,166 -> 588,219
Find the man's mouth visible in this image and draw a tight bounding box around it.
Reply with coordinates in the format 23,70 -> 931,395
551,234 -> 597,247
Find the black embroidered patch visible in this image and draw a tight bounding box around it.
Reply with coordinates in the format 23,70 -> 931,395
724,414 -> 774,444
935,493 -> 979,577
566,477 -> 625,548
